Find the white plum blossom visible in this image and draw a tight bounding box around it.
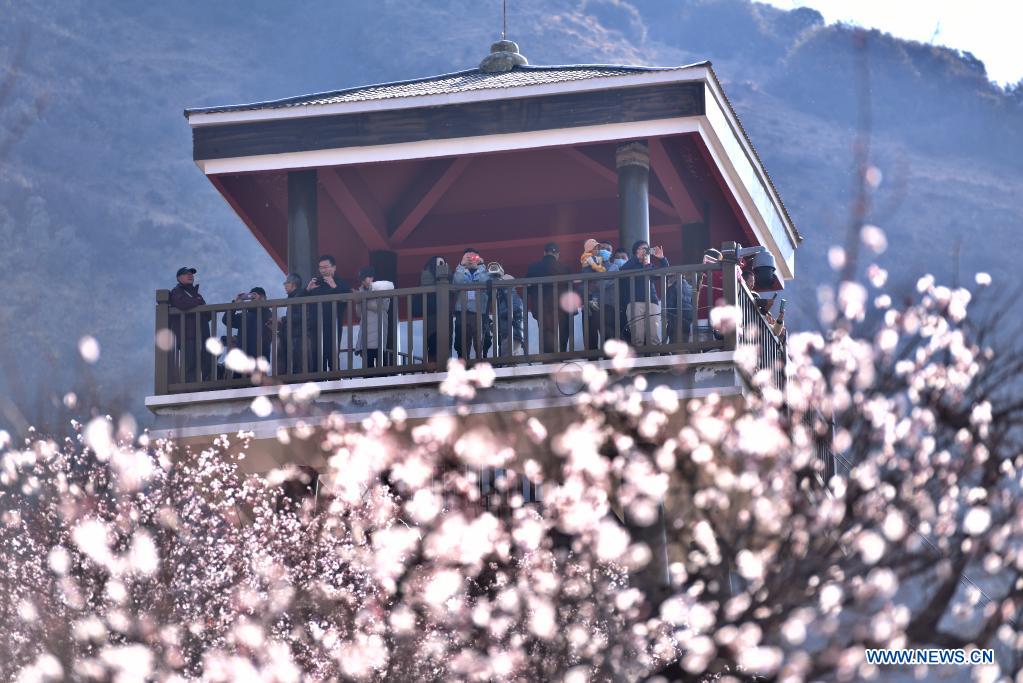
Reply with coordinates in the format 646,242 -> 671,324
250,395 -> 273,418
0,265 -> 1020,681
78,335 -> 100,363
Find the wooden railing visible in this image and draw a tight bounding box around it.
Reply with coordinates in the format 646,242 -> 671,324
736,278 -> 786,391
153,261 -> 789,396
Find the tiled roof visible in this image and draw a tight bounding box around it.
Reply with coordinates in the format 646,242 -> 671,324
184,64 -> 702,115
184,60 -> 800,243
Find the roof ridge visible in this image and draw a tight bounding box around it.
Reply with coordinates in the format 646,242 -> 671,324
184,61 -> 711,117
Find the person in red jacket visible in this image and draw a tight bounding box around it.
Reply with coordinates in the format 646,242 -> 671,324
169,266 -> 211,383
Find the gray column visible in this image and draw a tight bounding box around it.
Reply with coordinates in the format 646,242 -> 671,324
287,170 -> 318,279
616,141 -> 650,252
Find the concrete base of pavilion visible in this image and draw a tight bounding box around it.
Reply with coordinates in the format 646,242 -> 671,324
145,351 -> 748,473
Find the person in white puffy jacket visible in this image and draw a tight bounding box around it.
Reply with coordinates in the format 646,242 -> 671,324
354,266 -> 394,368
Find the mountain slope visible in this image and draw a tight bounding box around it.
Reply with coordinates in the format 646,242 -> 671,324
1,0 -> 1019,428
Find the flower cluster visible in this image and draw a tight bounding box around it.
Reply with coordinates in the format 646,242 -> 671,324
2,269 -> 1021,680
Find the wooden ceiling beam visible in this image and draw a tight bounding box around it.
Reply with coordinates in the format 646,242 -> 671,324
560,146 -> 678,219
212,175 -> 287,271
389,156 -> 472,246
648,138 -> 702,224
320,168 -> 390,251
395,224 -> 680,257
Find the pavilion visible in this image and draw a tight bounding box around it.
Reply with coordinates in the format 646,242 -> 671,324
184,41 -> 799,288
147,40 -> 810,465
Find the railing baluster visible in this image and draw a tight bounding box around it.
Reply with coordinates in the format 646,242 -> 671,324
241,305 -> 249,373
286,302 -> 294,375
721,261 -> 738,352
671,271 -> 679,347
613,276 -> 621,348
435,275 -> 450,371
332,300 -> 339,375
155,291 -> 170,395
316,296 -> 324,373
458,291 -> 467,361
475,286 -> 484,360
406,294 -> 413,367
660,273 -> 667,349
521,284 -> 530,357
177,310 -> 185,385
346,297 -> 354,371
194,310 -> 203,385
270,306 -> 279,377
367,293 -> 375,369
537,281 -> 544,358
302,302 -> 309,375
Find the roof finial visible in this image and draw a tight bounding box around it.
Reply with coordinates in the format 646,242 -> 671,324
480,3 -> 527,74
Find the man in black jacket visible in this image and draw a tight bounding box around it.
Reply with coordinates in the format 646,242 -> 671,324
619,240 -> 669,347
223,287 -> 272,366
525,242 -> 574,354
168,266 -> 211,383
278,273 -> 308,374
304,254 -> 351,372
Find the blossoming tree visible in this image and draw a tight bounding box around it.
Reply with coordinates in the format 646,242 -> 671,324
2,264 -> 1021,681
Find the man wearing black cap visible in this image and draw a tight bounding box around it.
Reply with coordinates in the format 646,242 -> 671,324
169,267 -> 211,382
525,242 -> 574,354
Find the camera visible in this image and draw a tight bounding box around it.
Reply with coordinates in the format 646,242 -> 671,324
236,292 -> 256,302
722,242 -> 777,289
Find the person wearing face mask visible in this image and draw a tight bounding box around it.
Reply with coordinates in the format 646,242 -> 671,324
453,248 -> 491,359
602,248 -> 631,344
581,241 -> 614,351
579,238 -> 607,273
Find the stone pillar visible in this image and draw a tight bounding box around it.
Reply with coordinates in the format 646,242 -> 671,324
287,170 -> 318,280
616,141 -> 650,253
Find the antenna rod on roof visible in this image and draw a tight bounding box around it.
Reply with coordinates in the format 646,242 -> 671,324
502,0 -> 507,39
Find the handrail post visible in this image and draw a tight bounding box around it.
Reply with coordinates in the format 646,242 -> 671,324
155,289 -> 170,395
435,264 -> 451,371
721,261 -> 738,352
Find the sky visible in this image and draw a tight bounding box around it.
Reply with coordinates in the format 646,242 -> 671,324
759,0 -> 1023,86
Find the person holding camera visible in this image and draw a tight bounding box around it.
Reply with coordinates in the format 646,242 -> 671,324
222,287 -> 272,366
354,266 -> 394,369
485,262 -> 524,357
452,248 -> 491,359
619,240 -> 669,347
303,254 -> 350,372
581,241 -> 614,351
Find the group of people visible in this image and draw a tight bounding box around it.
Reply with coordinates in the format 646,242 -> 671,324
168,256 -> 394,382
167,237 -> 783,383
422,238 -> 687,360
